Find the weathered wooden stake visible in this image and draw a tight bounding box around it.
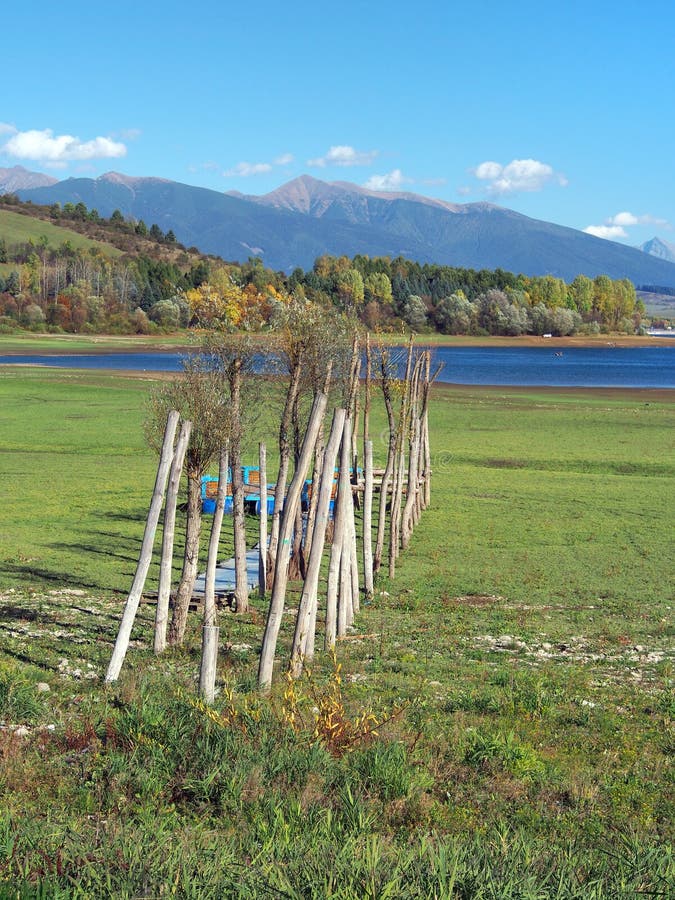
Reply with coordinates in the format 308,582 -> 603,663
289,408 -> 346,676
198,625 -> 219,704
374,346 -> 397,573
258,442 -> 267,599
202,447 -> 229,627
106,409 -> 180,683
348,478 -> 359,617
200,448 -> 229,702
154,418 -> 192,654
258,392 -> 328,692
325,413 -> 352,650
402,357 -> 424,549
363,439 -> 374,600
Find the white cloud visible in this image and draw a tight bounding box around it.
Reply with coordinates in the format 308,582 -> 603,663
607,210 -> 669,227
363,169 -> 410,191
584,209 -> 672,240
0,122 -> 16,136
472,158 -> 567,195
223,161 -> 273,177
608,211 -> 639,226
474,161 -> 502,180
222,152 -> 294,177
583,224 -> 628,240
308,145 -> 379,168
2,127 -> 126,162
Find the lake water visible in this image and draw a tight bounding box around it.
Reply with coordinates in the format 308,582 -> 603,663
1,345 -> 674,389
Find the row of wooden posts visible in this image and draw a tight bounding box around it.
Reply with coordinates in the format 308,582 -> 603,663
105,338 -> 438,696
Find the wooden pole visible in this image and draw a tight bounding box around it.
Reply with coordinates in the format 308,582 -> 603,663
106,410 -> 180,683
303,439 -> 323,564
337,530 -> 351,636
348,477 -> 359,617
267,363 -> 302,586
392,340 -> 416,567
290,408 -> 346,676
373,346 -> 397,573
348,333 -> 361,462
363,439 -> 374,600
258,442 -> 267,599
257,392 -> 328,692
401,357 -> 424,549
198,626 -> 219,704
202,447 -> 229,627
199,448 -> 229,701
325,413 -> 352,651
363,333 -> 372,448
154,418 -> 192,654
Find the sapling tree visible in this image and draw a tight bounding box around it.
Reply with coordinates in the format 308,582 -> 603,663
267,298 -> 351,582
204,333 -> 262,613
145,354 -> 230,645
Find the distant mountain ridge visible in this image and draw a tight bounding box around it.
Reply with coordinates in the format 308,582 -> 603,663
640,236 -> 675,264
13,170 -> 675,286
0,165 -> 58,193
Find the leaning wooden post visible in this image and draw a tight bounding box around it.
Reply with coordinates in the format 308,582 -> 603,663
401,357 -> 424,549
154,418 -> 192,654
348,333 -> 361,463
289,408 -> 346,677
199,446 -> 229,702
325,413 -> 352,650
303,440 -> 323,563
363,439 -> 374,600
348,477 -> 359,617
258,392 -> 328,692
389,340 -> 415,575
258,442 -> 268,599
374,345 -> 398,573
106,410 -> 180,683
337,510 -> 353,637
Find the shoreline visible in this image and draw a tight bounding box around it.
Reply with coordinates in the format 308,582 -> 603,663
0,331 -> 672,357
2,363 -> 673,401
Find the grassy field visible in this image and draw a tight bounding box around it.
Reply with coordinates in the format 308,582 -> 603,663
0,332 -> 196,355
0,366 -> 673,896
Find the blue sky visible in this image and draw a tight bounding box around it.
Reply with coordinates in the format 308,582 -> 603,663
2,0 -> 674,247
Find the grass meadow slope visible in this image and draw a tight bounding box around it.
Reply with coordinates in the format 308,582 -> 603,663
0,364 -> 673,897
0,208 -> 123,262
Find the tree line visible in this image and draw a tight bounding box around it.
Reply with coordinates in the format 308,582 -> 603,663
0,197 -> 646,336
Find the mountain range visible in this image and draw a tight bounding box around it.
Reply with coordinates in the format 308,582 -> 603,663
3,166 -> 675,286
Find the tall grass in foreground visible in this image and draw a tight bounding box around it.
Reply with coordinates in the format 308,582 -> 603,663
1,678 -> 672,898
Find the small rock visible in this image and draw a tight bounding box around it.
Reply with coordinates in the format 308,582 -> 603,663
36,682 -> 50,693
14,726 -> 30,738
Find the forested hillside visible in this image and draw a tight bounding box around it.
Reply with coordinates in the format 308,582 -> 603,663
0,196 -> 646,336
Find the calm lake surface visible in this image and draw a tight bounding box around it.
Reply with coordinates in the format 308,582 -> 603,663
1,345 -> 674,389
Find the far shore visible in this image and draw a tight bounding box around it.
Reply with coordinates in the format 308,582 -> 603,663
0,330 -> 672,356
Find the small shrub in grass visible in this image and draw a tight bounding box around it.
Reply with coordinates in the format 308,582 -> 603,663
348,742 -> 414,801
463,727 -> 546,778
281,657 -> 407,758
0,663 -> 45,724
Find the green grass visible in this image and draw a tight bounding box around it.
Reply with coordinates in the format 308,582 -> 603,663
0,367 -> 673,896
0,332 -> 194,354
0,208 -> 123,259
